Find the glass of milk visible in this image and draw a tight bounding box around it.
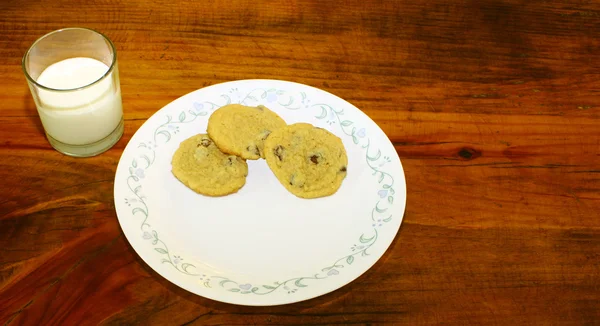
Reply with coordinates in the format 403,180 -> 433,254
22,28 -> 124,157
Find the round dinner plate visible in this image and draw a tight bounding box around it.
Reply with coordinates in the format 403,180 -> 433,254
114,79 -> 407,306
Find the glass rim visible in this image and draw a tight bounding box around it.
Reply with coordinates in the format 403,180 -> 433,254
21,27 -> 117,92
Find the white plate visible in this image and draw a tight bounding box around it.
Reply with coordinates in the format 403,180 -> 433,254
114,79 -> 406,306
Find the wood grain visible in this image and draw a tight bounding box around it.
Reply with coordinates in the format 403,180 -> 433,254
1,0 -> 599,324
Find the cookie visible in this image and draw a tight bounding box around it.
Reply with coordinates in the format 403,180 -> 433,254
207,104 -> 287,160
171,134 -> 248,196
264,123 -> 348,198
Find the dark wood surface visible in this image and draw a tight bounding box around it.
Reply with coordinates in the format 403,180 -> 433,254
2,0 -> 600,324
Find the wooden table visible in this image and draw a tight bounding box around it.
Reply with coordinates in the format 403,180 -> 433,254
2,0 -> 599,324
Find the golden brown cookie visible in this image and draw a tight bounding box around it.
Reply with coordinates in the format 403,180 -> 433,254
264,123 -> 348,198
207,104 -> 287,160
171,134 -> 248,196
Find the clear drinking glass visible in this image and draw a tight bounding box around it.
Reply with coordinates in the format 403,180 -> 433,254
22,27 -> 124,157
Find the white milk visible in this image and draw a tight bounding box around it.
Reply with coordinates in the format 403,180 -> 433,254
36,57 -> 123,145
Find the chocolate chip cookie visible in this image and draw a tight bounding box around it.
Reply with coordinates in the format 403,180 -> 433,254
207,104 -> 287,160
264,123 -> 348,198
171,134 -> 248,196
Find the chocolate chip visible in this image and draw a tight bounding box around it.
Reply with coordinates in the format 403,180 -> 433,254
309,153 -> 323,164
340,166 -> 347,172
200,138 -> 212,147
289,174 -> 304,187
274,145 -> 284,161
260,130 -> 272,140
247,145 -> 260,156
